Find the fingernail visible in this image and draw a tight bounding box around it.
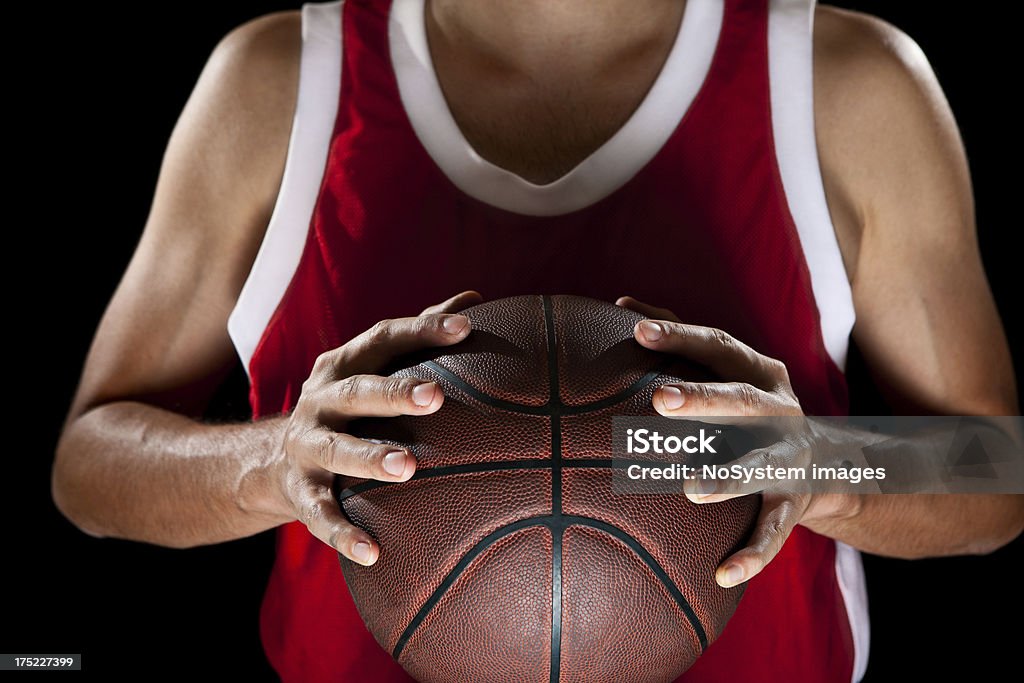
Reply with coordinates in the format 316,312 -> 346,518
383,450 -> 407,477
412,382 -> 436,407
661,385 -> 685,410
638,320 -> 663,342
442,315 -> 469,335
352,542 -> 373,565
719,563 -> 745,588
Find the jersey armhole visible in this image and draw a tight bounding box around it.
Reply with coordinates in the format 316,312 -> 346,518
227,1 -> 344,375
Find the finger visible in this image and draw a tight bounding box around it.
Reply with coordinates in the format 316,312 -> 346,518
296,485 -> 380,565
634,321 -> 789,389
653,381 -> 800,418
420,290 -> 484,315
614,296 -> 682,323
301,429 -> 416,481
316,374 -> 444,419
683,441 -> 808,503
321,314 -> 471,377
715,492 -> 808,587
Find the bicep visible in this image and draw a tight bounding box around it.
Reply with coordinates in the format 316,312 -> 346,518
815,9 -> 1016,414
70,12 -> 300,420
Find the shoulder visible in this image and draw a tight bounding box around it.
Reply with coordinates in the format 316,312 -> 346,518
174,10 -> 303,232
146,10 -> 305,279
177,11 -> 303,178
811,6 -> 967,266
813,5 -> 941,108
812,5 -> 956,163
205,11 -> 302,97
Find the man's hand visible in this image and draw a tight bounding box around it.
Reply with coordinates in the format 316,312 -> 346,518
616,296 -> 855,589
267,291 -> 481,566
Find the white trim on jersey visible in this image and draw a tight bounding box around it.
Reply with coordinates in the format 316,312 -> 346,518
835,540 -> 871,682
388,0 -> 723,217
768,2 -> 865,681
227,1 -> 344,375
767,0 -> 856,370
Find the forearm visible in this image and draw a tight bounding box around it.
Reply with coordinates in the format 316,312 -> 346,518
805,492 -> 1024,558
53,401 -> 290,548
790,415 -> 1024,558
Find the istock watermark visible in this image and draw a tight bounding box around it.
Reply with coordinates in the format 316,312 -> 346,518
625,428 -> 718,454
610,416 -> 1024,495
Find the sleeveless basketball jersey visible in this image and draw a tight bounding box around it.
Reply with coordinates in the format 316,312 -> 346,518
228,0 -> 869,681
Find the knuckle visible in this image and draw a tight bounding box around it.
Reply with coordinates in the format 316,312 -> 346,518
307,356 -> 333,384
662,321 -> 684,337
334,375 -> 363,407
417,314 -> 440,334
769,519 -> 789,553
769,358 -> 789,381
369,319 -> 395,344
766,516 -> 788,543
384,378 -> 414,405
301,498 -> 329,526
300,375 -> 319,396
290,393 -> 311,421
709,327 -> 734,349
312,351 -> 332,375
737,384 -> 761,413
783,397 -> 802,416
316,433 -> 342,470
689,383 -> 714,411
327,525 -> 351,551
358,441 -> 384,465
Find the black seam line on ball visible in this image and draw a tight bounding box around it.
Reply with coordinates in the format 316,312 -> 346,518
543,295 -> 563,516
422,361 -> 550,415
391,517 -> 549,661
563,515 -> 709,651
419,363 -> 668,417
542,295 -> 563,683
550,525 -> 563,683
337,458 -> 630,502
387,514 -> 707,663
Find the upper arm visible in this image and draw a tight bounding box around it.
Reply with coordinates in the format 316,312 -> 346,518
68,11 -> 301,420
814,6 -> 1017,414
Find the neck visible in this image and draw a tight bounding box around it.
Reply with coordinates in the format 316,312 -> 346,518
422,0 -> 687,184
426,0 -> 685,76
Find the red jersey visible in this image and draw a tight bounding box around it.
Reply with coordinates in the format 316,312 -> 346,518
228,0 -> 868,681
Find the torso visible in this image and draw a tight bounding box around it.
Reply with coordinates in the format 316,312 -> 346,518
229,3 -> 865,283
227,1 -> 868,681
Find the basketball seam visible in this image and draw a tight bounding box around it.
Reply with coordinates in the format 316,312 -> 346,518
385,515 -> 709,661
421,361 -> 669,416
544,295 -> 563,683
339,459 -> 660,501
568,517 -> 709,650
390,518 -> 549,661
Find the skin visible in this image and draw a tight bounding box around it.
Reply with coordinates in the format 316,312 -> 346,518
54,0 -> 1022,588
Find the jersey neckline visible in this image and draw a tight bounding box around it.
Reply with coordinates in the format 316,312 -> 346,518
388,0 -> 724,216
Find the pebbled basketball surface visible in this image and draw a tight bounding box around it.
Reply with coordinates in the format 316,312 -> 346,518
337,295 -> 758,683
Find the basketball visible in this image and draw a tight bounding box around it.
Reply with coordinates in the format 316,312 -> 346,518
337,295 -> 759,683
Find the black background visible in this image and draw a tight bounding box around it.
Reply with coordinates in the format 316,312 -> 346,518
9,1 -> 1022,680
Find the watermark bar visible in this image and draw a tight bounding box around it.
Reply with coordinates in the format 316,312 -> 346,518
610,416 -> 1024,495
